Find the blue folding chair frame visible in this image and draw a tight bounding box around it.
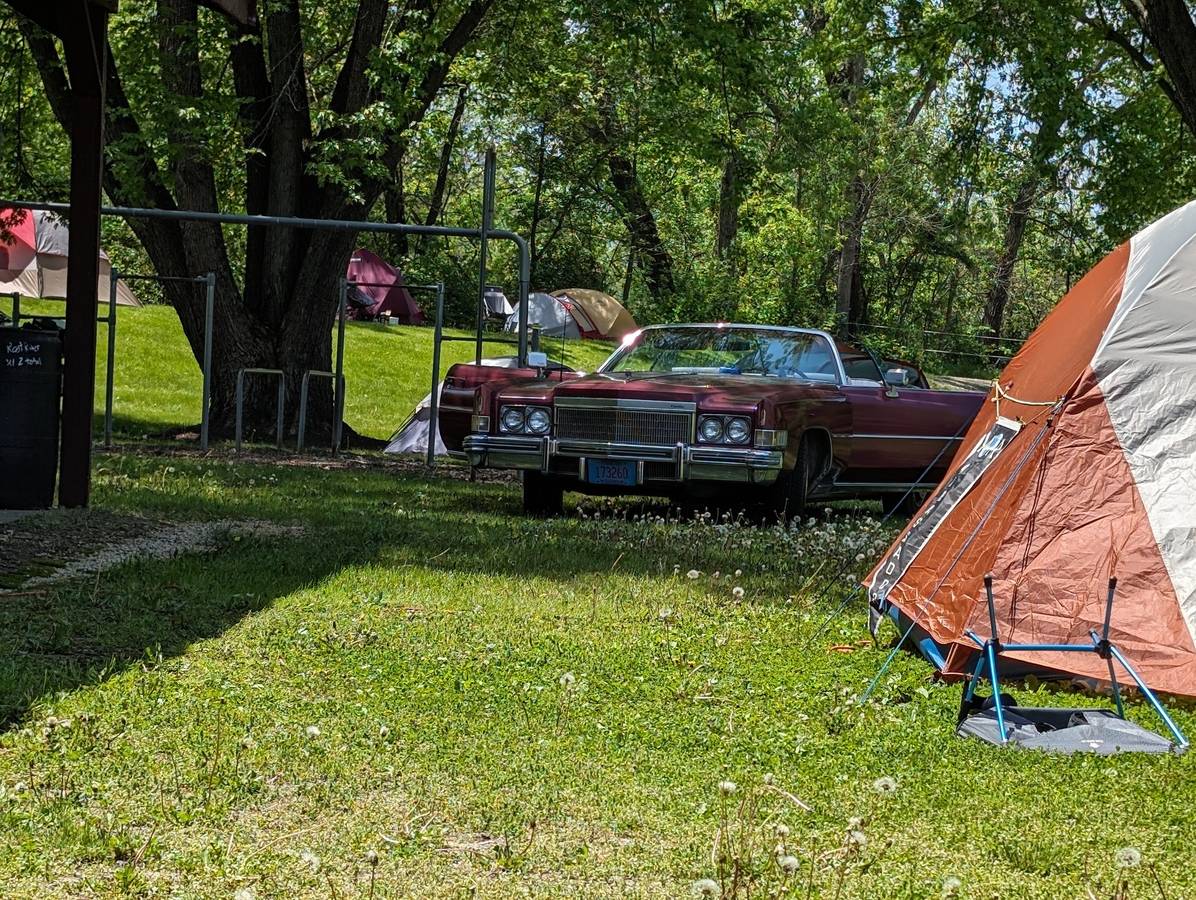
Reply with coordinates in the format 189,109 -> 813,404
962,575 -> 1188,750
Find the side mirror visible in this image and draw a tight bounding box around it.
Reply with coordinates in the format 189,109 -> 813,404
884,368 -> 912,387
527,351 -> 548,373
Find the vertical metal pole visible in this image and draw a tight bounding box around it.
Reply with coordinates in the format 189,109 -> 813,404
10,292 -> 19,324
985,642 -> 1008,743
516,234 -> 530,367
235,370 -> 245,452
103,268 -> 118,449
334,278 -> 347,453
984,575 -> 999,644
427,282 -> 446,468
475,145 -> 496,365
201,272 -> 215,451
276,376 -> 285,450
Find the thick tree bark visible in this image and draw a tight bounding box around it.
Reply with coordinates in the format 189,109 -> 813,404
1123,0 -> 1196,138
384,155 -> 409,258
983,177 -> 1037,339
588,99 -> 674,301
424,86 -> 468,230
20,0 -> 493,443
716,148 -> 749,265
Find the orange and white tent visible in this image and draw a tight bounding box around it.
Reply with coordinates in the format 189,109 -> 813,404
867,200 -> 1196,698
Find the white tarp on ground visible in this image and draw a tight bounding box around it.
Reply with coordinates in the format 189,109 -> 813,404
385,357 -> 525,457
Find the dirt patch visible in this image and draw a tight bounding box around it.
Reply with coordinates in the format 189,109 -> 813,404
0,510 -> 303,591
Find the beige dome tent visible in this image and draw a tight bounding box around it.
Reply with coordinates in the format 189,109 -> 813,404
549,289 -> 637,340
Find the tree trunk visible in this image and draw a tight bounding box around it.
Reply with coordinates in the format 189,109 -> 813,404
21,0 -> 493,443
1126,0 -> 1196,138
835,172 -> 868,330
983,176 -> 1037,338
385,153 -> 408,258
716,148 -> 743,264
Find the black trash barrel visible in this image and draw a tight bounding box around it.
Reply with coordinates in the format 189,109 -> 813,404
0,325 -> 63,509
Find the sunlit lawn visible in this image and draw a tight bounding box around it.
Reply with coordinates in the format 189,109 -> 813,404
1,452 -> 1192,898
9,299 -> 615,441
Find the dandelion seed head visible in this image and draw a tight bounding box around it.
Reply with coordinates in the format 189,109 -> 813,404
941,875 -> 962,897
687,569 -> 701,580
848,830 -> 867,848
304,725 -> 320,739
717,780 -> 737,796
299,850 -> 320,872
872,775 -> 898,796
778,854 -> 800,875
731,586 -> 745,599
559,671 -> 576,688
692,878 -> 719,898
774,823 -> 790,837
1115,846 -> 1142,868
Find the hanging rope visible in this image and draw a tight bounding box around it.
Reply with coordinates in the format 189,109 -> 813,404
992,380 -> 1061,420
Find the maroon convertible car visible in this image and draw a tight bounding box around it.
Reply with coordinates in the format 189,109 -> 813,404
439,324 -> 986,516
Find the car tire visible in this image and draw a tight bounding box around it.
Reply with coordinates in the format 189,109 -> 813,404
522,471 -> 564,516
881,491 -> 923,519
774,435 -> 813,521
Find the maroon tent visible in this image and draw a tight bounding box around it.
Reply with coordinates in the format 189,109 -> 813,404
345,248 -> 423,323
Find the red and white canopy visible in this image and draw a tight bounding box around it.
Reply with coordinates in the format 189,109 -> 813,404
868,200 -> 1196,697
0,208 -> 140,307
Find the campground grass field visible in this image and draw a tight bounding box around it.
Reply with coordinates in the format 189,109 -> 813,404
1,454 -> 1194,898
3,300 -> 1193,897
8,299 -> 616,440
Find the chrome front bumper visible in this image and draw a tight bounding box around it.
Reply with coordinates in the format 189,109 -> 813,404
457,434 -> 784,484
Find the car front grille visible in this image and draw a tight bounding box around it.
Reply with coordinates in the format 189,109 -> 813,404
555,401 -> 694,446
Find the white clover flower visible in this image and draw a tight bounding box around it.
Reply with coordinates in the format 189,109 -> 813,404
717,780 -> 737,796
731,586 -> 745,600
692,878 -> 719,898
941,875 -> 962,897
778,854 -> 800,875
712,571 -> 720,579
1115,846 -> 1142,868
734,569 -> 742,577
872,775 -> 898,796
299,850 -> 321,872
304,725 -> 320,739
687,569 -> 701,580
559,671 -> 576,688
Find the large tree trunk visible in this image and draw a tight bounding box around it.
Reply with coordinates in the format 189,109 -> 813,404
20,0 -> 493,444
716,148 -> 748,265
1125,0 -> 1196,138
983,176 -> 1037,338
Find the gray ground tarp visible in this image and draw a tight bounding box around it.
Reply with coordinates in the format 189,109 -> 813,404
958,707 -> 1178,754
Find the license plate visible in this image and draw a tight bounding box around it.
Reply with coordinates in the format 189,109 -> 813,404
585,459 -> 639,486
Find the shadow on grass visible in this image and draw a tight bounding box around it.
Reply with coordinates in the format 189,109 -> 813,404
0,526 -> 389,731
1,450 -> 866,729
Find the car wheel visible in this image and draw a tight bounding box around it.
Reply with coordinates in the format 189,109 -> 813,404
774,435 -> 813,521
880,491 -> 923,518
522,471 -> 564,516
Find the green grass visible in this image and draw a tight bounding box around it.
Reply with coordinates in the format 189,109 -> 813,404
1,453 -> 1192,898
8,299 -> 615,440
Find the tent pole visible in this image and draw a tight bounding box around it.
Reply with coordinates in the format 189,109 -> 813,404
427,282 -> 446,468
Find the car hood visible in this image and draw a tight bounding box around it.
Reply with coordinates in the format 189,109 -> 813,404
496,371 -> 841,407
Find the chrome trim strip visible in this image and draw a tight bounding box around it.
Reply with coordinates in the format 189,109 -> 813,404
850,433 -> 964,442
833,481 -> 939,490
553,397 -> 697,414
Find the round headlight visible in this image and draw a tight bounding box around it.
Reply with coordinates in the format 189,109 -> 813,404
526,407 -> 552,435
500,406 -> 526,433
725,417 -> 751,444
699,416 -> 724,443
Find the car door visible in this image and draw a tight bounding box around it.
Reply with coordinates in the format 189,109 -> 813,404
836,353 -> 971,485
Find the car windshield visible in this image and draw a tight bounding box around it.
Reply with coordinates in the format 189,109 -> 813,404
602,327 -> 840,381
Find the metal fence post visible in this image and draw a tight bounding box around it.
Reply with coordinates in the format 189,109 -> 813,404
334,277 -> 347,453
103,268 -> 118,449
8,292 -> 19,324
427,281 -> 446,468
201,272 -> 215,451
476,145 -> 497,365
